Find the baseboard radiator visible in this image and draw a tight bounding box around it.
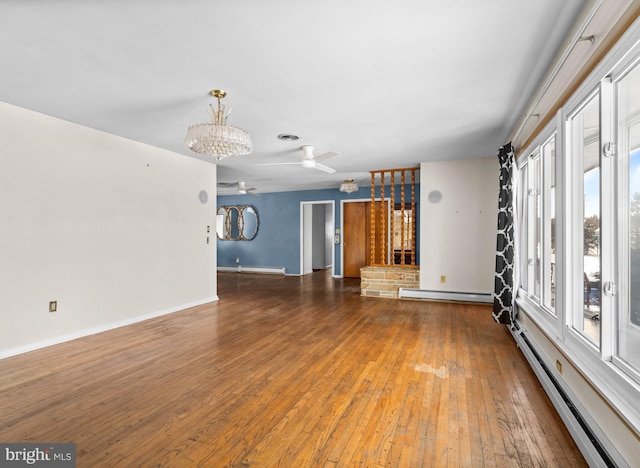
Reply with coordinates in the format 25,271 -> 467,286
512,324 -> 624,468
217,266 -> 285,275
398,288 -> 493,303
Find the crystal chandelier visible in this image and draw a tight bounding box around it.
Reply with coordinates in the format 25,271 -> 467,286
185,90 -> 252,160
340,179 -> 359,193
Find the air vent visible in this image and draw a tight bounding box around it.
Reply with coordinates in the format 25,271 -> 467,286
277,133 -> 300,141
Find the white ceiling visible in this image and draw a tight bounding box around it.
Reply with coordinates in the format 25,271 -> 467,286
0,0 -> 588,193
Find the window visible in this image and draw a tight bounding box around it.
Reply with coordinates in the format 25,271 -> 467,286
515,16 -> 640,438
615,59 -> 640,378
568,92 -> 601,347
518,161 -> 529,293
517,137 -> 556,317
533,153 -> 542,300
542,135 -> 556,312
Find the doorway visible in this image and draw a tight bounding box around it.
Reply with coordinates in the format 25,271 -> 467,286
342,200 -> 388,278
300,201 -> 335,276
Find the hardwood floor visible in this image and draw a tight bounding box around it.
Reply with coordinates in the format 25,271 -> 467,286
0,271 -> 586,467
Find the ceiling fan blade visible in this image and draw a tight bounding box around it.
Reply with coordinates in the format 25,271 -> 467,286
218,181 -> 240,187
245,187 -> 258,192
315,163 -> 336,173
314,151 -> 338,162
257,162 -> 300,166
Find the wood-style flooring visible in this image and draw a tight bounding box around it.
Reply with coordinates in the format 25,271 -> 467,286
0,271 -> 586,467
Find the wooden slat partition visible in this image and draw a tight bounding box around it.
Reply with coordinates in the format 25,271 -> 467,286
369,167 -> 419,267
400,170 -> 406,265
411,169 -> 416,265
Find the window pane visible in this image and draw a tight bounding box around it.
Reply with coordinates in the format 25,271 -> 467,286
543,136 -> 556,312
617,61 -> 640,373
571,94 -> 601,346
518,163 -> 528,292
534,156 -> 542,299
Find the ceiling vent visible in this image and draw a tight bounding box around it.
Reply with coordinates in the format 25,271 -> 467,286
277,133 -> 300,141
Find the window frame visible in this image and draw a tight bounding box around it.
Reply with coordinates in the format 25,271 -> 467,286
566,86 -> 603,350
514,19 -> 640,435
611,53 -> 640,384
516,116 -> 562,339
541,132 -> 557,314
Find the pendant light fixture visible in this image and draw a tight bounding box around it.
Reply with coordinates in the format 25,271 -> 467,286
340,179 -> 359,193
185,90 -> 252,160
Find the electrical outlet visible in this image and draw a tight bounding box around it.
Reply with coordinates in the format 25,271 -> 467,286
440,275 -> 446,283
49,301 -> 57,313
556,360 -> 562,374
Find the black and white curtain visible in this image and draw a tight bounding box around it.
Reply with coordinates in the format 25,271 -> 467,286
493,142 -> 515,325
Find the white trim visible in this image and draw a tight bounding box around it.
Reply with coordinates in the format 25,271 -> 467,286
564,322 -> 640,434
566,88 -> 602,347
399,288 -> 492,303
600,76 -> 615,361
299,200 -> 336,277
526,148 -> 540,298
517,291 -> 560,341
541,132 -> 557,314
0,296 -> 218,360
217,266 -> 285,274
512,326 -> 629,468
614,57 -> 640,385
554,108 -> 567,343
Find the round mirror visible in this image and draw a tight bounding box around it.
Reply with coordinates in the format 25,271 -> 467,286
241,206 -> 258,240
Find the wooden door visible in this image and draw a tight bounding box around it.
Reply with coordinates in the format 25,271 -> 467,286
343,202 -> 367,278
343,201 -> 387,278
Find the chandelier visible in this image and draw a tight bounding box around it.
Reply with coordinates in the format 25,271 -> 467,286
340,179 -> 359,193
185,90 -> 252,160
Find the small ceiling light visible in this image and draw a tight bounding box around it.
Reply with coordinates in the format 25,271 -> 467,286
185,90 -> 252,160
340,179 -> 359,193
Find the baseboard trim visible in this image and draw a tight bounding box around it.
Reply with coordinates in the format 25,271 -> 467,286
512,325 -> 625,467
0,296 -> 219,360
218,266 -> 285,275
399,288 -> 493,303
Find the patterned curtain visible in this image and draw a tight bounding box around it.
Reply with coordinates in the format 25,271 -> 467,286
493,142 -> 515,324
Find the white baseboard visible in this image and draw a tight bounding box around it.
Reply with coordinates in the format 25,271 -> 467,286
218,266 -> 285,275
512,326 -> 626,467
399,288 -> 493,303
0,296 -> 219,360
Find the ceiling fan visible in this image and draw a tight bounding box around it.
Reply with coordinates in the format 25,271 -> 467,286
218,181 -> 259,195
259,145 -> 338,173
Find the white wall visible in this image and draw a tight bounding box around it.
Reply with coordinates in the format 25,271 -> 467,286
324,204 -> 333,268
302,204 -> 313,274
312,204 -> 326,270
0,102 -> 217,357
420,158 -> 498,293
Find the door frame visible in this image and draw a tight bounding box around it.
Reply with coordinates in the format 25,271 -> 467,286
340,197 -> 388,277
300,200 -> 336,277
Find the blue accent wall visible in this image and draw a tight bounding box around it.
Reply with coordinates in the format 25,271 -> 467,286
217,185 -> 420,275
